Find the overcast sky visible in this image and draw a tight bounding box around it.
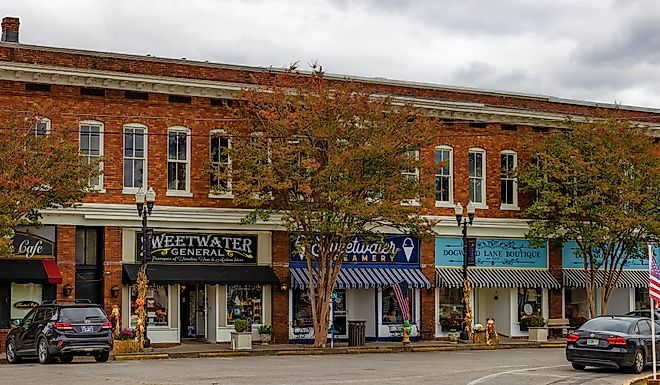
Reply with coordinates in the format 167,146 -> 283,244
5,0 -> 660,108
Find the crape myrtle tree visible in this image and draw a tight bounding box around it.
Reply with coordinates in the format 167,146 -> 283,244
210,64 -> 439,347
0,109 -> 100,256
517,118 -> 660,317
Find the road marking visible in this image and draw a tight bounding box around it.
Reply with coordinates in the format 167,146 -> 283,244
467,364 -> 570,385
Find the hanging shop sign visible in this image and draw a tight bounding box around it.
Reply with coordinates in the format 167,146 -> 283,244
137,232 -> 258,263
10,226 -> 56,259
289,235 -> 420,266
435,237 -> 547,268
562,241 -> 660,270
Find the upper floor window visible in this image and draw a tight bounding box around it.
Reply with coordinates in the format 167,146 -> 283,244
468,148 -> 486,207
79,120 -> 103,190
167,126 -> 191,196
401,150 -> 420,206
210,130 -> 232,197
123,123 -> 147,192
31,117 -> 50,136
435,146 -> 453,206
500,150 -> 519,209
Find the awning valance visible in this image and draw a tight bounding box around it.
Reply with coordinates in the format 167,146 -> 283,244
122,264 -> 280,285
435,267 -> 561,289
290,267 -> 431,289
562,269 -> 648,288
0,259 -> 62,284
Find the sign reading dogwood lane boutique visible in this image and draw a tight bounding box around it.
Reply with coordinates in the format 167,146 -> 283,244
289,235 -> 420,265
137,232 -> 257,263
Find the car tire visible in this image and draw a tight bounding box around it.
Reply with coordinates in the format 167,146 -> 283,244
59,354 -> 74,364
627,350 -> 645,374
94,351 -> 110,363
37,338 -> 53,364
571,363 -> 585,370
6,340 -> 22,364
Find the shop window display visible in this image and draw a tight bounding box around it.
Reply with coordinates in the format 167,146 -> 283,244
293,289 -> 313,326
518,287 -> 542,331
381,287 -> 413,324
10,283 -> 42,324
131,284 -> 168,327
227,285 -> 262,325
438,287 -> 463,331
635,288 -> 650,310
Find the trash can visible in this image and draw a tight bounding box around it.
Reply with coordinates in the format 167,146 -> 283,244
348,320 -> 366,346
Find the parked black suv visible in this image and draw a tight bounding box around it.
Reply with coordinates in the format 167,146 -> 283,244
5,301 -> 113,364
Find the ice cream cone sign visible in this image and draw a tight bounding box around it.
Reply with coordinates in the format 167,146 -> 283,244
402,238 -> 414,261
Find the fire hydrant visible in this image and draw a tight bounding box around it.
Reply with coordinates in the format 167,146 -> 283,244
402,320 -> 412,346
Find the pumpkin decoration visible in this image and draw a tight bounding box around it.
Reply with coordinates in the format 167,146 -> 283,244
135,298 -> 144,306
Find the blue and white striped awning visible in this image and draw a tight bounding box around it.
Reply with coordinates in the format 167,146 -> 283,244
290,267 -> 431,289
435,267 -> 561,289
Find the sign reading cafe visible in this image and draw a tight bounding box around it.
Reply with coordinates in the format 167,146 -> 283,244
10,226 -> 56,259
137,232 -> 257,263
290,235 -> 420,265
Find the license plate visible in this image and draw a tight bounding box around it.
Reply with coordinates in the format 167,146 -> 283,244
587,338 -> 599,346
81,325 -> 94,332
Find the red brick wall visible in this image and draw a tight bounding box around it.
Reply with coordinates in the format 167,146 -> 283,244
0,328 -> 7,353
419,239 -> 436,340
548,240 -> 564,319
271,231 -> 289,343
56,225 -> 76,302
103,227 -> 122,318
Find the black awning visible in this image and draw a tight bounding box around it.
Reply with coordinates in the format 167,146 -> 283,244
122,264 -> 280,285
0,260 -> 53,283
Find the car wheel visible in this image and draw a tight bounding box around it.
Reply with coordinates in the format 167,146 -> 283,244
59,354 -> 74,364
6,340 -> 22,364
94,351 -> 110,363
628,350 -> 645,374
37,338 -> 53,364
571,363 -> 585,370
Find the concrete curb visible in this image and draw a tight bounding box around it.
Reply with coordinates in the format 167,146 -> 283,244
623,374 -> 652,385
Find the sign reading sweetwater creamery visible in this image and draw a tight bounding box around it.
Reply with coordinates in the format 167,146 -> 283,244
289,235 -> 420,266
137,232 -> 257,263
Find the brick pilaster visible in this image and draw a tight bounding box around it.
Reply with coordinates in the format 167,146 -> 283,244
548,240 -> 563,319
56,225 -> 76,302
420,239 -> 436,340
271,231 -> 290,344
103,227 -> 123,317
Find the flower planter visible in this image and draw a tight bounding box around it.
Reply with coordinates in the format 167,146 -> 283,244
473,331 -> 486,344
527,327 -> 548,342
230,331 -> 253,350
259,333 -> 272,345
112,340 -> 141,354
447,331 -> 459,343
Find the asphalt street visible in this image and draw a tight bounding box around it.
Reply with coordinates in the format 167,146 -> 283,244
0,348 -> 645,385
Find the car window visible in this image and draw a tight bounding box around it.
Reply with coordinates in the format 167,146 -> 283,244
22,308 -> 37,324
59,307 -> 107,323
638,320 -> 651,335
579,318 -> 633,333
32,308 -> 46,324
42,307 -> 54,321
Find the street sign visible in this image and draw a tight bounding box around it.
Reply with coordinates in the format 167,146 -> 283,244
466,238 -> 477,267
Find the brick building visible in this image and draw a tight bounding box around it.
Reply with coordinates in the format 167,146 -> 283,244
1,16 -> 659,349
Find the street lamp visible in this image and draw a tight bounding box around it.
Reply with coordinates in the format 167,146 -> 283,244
135,186 -> 155,348
455,202 -> 475,340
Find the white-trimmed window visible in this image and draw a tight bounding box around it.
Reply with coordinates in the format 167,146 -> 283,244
434,146 -> 453,206
401,150 -> 420,206
31,117 -> 50,136
79,120 -> 104,190
468,148 -> 486,207
123,123 -> 147,193
210,130 -> 232,197
167,126 -> 191,196
500,150 -> 519,209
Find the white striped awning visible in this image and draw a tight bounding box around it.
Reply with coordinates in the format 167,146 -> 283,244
562,269 -> 648,288
290,267 -> 431,289
435,267 -> 560,289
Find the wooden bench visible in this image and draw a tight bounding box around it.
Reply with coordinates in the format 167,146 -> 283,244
547,318 -> 573,338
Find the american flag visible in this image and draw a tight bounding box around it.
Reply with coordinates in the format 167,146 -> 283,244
391,281 -> 411,322
650,258 -> 660,305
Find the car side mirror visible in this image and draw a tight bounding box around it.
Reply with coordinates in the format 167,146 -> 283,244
10,319 -> 21,328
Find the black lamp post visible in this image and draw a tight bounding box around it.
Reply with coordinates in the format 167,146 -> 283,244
136,186 -> 155,348
455,202 -> 475,340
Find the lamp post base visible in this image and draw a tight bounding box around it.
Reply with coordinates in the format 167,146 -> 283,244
459,331 -> 469,340
143,338 -> 151,348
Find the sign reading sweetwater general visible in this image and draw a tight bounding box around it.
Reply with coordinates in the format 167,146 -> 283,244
435,237 -> 547,268
562,241 -> 660,270
289,235 -> 420,266
137,232 -> 257,263
10,226 -> 56,259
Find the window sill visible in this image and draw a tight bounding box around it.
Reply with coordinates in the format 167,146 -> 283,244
471,203 -> 489,210
401,199 -> 421,206
500,204 -> 520,211
166,190 -> 193,198
435,201 -> 455,208
208,192 -> 234,199
87,187 -> 106,194
122,187 -> 143,195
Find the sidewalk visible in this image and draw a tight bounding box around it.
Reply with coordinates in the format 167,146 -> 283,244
0,337 -> 567,363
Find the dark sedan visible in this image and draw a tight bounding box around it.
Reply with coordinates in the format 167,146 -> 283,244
566,316 -> 660,373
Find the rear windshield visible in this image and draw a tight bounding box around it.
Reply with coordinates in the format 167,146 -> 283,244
579,318 -> 632,333
59,307 -> 107,323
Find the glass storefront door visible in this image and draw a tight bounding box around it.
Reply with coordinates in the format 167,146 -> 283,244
331,289 -> 347,338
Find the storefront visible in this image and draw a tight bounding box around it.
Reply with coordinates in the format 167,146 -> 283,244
562,242 -> 660,321
288,235 -> 431,342
121,230 -> 279,345
435,237 -> 560,338
0,226 -> 62,350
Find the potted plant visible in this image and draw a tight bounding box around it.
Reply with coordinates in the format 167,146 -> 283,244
473,323 -> 486,344
523,315 -> 547,342
230,319 -> 253,350
111,329 -> 141,353
257,325 -> 273,345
